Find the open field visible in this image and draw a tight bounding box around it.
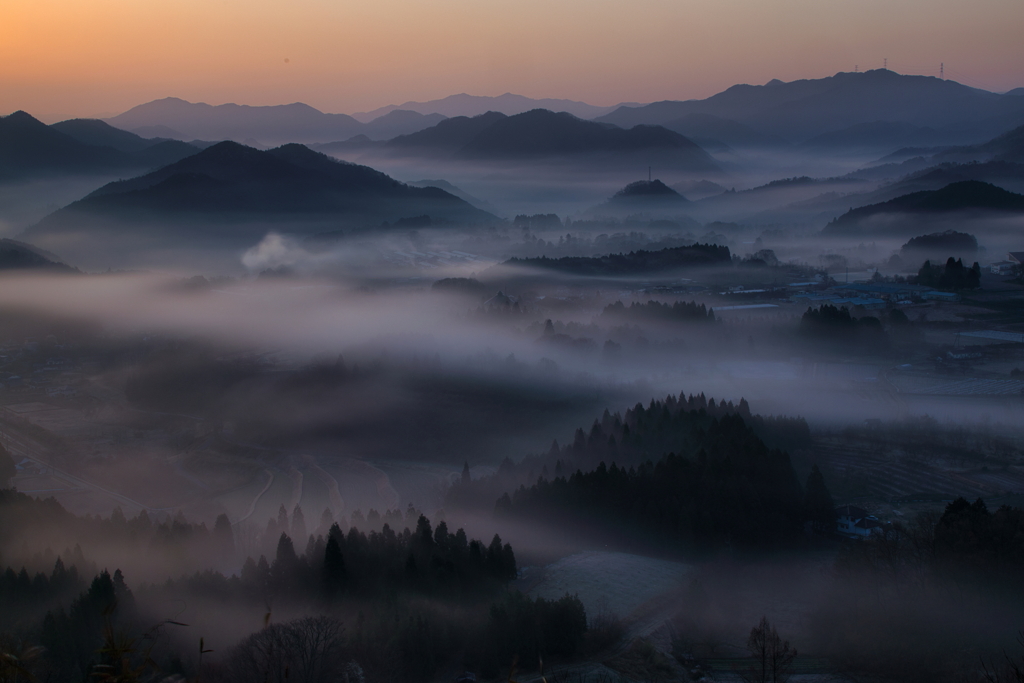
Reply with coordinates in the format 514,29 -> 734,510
524,551 -> 692,622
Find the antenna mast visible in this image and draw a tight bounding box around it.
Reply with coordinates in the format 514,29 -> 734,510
940,62 -> 944,79
884,58 -> 887,69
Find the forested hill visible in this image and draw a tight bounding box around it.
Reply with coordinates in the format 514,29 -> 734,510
445,393 -> 818,549
502,243 -> 731,276
496,415 -> 806,548
825,180 -> 1024,234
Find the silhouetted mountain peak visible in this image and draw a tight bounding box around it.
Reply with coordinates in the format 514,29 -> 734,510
614,179 -> 682,198
5,110 -> 47,126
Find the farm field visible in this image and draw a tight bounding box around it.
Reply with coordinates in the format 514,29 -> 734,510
525,551 -> 692,622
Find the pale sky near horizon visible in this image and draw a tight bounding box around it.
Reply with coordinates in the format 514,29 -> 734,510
2,0 -> 1022,122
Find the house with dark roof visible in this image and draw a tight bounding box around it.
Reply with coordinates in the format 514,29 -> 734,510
1008,252 -> 1024,265
836,505 -> 884,538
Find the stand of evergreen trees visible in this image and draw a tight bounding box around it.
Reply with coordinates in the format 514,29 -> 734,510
916,257 -> 981,290
600,299 -> 716,325
494,413 -> 807,549
446,393 -> 811,524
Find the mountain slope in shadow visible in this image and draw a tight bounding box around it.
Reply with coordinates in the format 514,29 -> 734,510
0,111 -> 199,182
24,142 -> 498,268
598,70 -> 1024,145
384,109 -> 719,172
824,180 -> 1024,235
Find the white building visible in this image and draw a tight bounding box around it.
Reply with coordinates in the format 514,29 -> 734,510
836,505 -> 884,538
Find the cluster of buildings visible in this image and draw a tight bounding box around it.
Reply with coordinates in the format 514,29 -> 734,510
989,251 -> 1024,276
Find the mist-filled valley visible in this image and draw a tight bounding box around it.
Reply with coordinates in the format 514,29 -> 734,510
3,65 -> 1024,683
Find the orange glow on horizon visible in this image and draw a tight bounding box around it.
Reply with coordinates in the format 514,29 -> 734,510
2,0 -> 1022,121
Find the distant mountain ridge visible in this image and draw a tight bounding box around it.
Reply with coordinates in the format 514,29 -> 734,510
352,93 -> 634,122
105,98 -> 448,145
598,70 -> 1024,146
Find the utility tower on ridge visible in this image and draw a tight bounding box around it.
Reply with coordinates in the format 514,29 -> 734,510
940,63 -> 944,79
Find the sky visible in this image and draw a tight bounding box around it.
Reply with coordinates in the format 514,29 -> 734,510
2,0 -> 1023,121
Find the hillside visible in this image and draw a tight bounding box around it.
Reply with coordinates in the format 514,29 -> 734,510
25,142 -> 497,253
824,180 -> 1024,234
0,111 -> 129,180
387,109 -> 718,171
597,70 -> 1024,144
801,121 -> 945,152
933,123 -> 1024,164
457,110 -> 715,166
0,112 -> 199,182
660,113 -> 788,149
0,239 -> 76,272
50,118 -> 200,167
387,111 -> 508,151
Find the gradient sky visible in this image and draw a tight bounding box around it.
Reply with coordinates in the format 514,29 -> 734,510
3,0 -> 1023,121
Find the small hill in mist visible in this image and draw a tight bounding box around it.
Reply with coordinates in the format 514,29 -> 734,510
598,70 -> 1024,145
899,230 -> 978,263
825,180 -> 1024,235
25,142 -> 496,261
612,179 -> 687,200
105,98 -> 447,145
584,179 -> 692,219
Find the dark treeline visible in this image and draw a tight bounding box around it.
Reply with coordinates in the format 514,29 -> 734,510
0,489 -> 235,578
494,413 -> 809,549
446,393 -> 814,549
0,555 -> 89,633
932,497 -> 1024,589
900,230 -> 978,256
799,304 -> 887,347
503,243 -> 731,275
600,299 -> 716,325
0,494 -> 589,683
177,515 -> 516,604
916,257 -> 981,290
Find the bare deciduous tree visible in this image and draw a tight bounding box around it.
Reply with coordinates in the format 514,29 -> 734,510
226,616 -> 355,683
743,616 -> 796,683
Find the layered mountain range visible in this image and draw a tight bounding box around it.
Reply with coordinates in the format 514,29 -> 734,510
0,111 -> 198,181
92,71 -> 1024,154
